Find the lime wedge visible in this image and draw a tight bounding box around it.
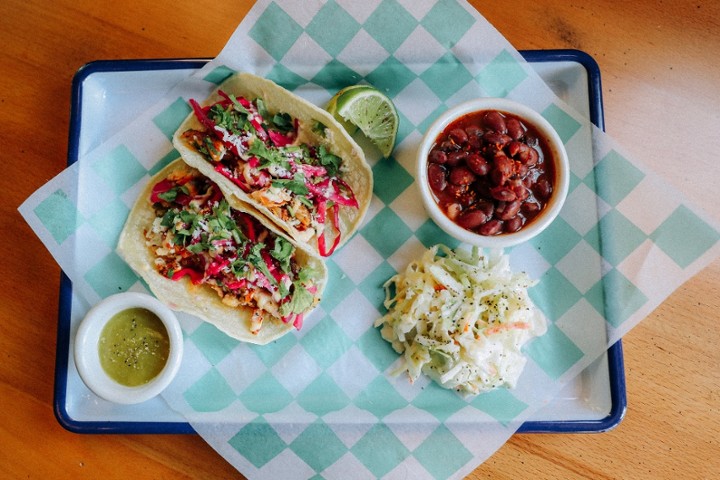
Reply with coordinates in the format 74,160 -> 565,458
327,85 -> 398,158
325,86 -> 362,135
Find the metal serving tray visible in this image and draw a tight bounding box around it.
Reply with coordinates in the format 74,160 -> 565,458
55,50 -> 625,434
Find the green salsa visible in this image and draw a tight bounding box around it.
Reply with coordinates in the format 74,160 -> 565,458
98,307 -> 170,387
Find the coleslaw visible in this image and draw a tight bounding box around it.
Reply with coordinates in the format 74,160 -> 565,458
375,245 -> 547,395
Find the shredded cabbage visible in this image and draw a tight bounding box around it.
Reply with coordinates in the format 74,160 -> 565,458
374,245 -> 547,396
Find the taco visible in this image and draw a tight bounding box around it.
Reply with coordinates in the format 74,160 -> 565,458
172,72 -> 372,257
117,159 -> 327,345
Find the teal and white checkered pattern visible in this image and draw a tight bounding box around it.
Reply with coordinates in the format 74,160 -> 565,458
19,0 -> 720,478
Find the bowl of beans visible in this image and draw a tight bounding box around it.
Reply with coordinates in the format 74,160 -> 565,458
417,98 -> 569,248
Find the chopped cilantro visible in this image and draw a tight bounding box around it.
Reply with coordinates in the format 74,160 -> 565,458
246,242 -> 276,286
208,104 -> 234,129
271,112 -> 293,133
272,172 -> 309,196
317,145 -> 342,177
249,140 -> 291,170
209,101 -> 249,135
186,242 -> 206,254
270,237 -> 294,273
157,185 -> 188,203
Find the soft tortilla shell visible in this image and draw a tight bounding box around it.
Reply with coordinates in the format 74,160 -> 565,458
117,160 -> 327,345
172,72 -> 373,255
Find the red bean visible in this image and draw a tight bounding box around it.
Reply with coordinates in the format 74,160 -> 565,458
506,141 -> 522,157
456,209 -> 487,229
466,154 -> 489,175
483,111 -> 507,134
479,219 -> 503,236
465,125 -> 483,149
449,166 -> 475,185
448,128 -> 468,145
522,201 -> 541,216
510,181 -> 530,201
468,135 -> 482,149
483,132 -> 511,147
496,200 -> 521,220
465,125 -> 482,137
493,154 -> 514,176
428,163 -> 447,192
475,200 -> 495,218
429,149 -> 448,164
534,175 -> 552,200
490,186 -> 517,202
446,151 -> 466,167
518,146 -> 539,166
504,216 -> 523,233
506,117 -> 525,140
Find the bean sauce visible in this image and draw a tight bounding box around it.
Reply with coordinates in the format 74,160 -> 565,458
426,110 -> 555,236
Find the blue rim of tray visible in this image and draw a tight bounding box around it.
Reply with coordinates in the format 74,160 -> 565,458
55,50 -> 626,435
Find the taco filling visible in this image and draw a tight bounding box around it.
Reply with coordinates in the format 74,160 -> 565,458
180,91 -> 359,256
145,167 -> 321,333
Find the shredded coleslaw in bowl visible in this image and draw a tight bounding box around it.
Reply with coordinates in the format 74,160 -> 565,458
375,245 -> 547,395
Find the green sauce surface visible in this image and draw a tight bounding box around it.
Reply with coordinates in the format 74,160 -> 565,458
98,307 -> 170,387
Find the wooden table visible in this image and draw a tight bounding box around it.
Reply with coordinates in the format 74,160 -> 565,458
3,1 -> 718,478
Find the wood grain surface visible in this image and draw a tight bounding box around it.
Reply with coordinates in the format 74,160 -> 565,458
2,1 -> 718,478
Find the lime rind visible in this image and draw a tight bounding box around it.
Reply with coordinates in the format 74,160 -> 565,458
325,84 -> 371,135
325,94 -> 359,135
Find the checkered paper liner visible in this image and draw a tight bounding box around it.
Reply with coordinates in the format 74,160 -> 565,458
19,0 -> 720,478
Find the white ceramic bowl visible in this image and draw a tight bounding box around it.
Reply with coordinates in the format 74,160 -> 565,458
74,292 -> 183,404
417,97 -> 570,249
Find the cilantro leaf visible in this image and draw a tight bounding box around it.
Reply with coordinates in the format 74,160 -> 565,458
270,237 -> 294,273
246,242 -> 276,286
317,145 -> 342,177
271,112 -> 293,133
272,172 -> 309,196
157,185 -> 189,203
249,140 -> 291,170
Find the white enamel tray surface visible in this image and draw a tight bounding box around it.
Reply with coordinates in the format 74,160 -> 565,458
55,52 -> 625,434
